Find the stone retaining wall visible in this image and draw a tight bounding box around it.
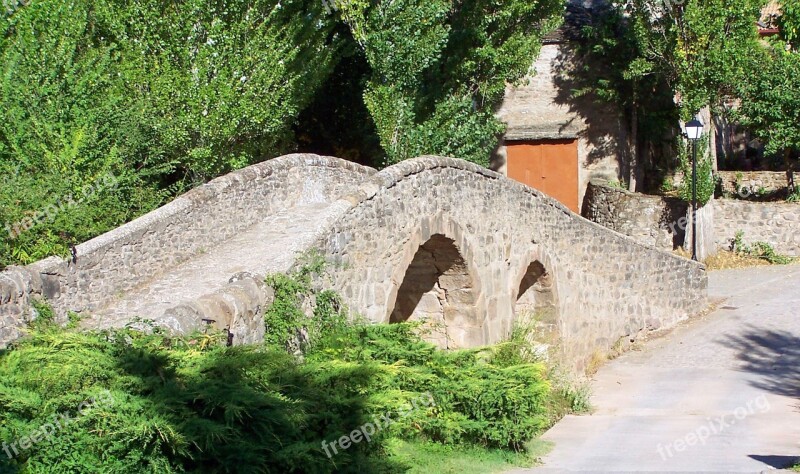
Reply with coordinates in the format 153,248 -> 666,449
717,171 -> 791,196
585,181 -> 800,258
713,200 -> 800,256
582,181 -> 687,251
673,171 -> 792,197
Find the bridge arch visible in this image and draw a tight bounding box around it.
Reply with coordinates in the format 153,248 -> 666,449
386,215 -> 487,348
512,247 -> 562,359
0,153 -> 707,373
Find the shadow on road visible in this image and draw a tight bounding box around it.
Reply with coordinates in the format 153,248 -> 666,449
748,454 -> 799,469
720,326 -> 800,399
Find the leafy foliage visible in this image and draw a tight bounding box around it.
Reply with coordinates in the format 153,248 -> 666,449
779,0 -> 800,49
336,0 -> 564,166
732,230 -> 793,264
0,0 -> 341,268
0,326 -> 393,473
736,46 -> 800,157
622,0 -> 765,117
568,3 -> 680,187
0,265 -> 564,472
677,134 -> 715,206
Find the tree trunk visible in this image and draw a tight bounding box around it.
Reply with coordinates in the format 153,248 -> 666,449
699,106 -> 718,172
628,105 -> 640,192
785,147 -> 795,193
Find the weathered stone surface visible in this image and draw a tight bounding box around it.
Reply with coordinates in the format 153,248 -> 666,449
583,181 -> 687,251
586,181 -> 800,258
0,155 -> 374,347
0,266 -> 53,345
316,156 -> 707,371
673,170 -> 792,197
713,200 -> 800,256
0,154 -> 708,374
684,198 -> 718,261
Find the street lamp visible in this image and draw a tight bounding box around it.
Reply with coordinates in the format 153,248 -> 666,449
685,117 -> 704,261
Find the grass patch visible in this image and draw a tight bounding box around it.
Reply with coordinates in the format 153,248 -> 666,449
702,249 -> 771,270
386,438 -> 552,473
674,246 -> 791,271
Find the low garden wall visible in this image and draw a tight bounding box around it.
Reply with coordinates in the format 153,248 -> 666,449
585,181 -> 800,257
582,181 -> 687,251
713,200 -> 800,256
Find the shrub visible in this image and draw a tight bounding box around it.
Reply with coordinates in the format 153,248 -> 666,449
0,326 -> 393,473
267,263 -> 552,451
732,230 -> 794,264
0,263 -> 557,472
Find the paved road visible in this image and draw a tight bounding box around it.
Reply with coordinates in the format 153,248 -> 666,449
510,264 -> 800,473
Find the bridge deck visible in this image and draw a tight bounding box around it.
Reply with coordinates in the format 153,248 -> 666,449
83,203 -> 337,330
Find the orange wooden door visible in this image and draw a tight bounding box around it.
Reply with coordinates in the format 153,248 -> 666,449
506,140 -> 579,212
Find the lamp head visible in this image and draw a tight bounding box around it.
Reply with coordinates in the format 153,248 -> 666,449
685,117 -> 704,141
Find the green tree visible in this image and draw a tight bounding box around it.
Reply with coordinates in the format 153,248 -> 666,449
0,0 -> 340,267
568,3 -> 679,190
335,0 -> 564,167
736,46 -> 800,188
623,0 -> 766,117
114,0 -> 342,181
778,0 -> 800,49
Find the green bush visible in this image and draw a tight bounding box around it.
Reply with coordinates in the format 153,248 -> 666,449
678,134 -> 715,207
0,264 -> 557,472
266,263 -> 552,451
0,326 -> 394,473
732,230 -> 794,264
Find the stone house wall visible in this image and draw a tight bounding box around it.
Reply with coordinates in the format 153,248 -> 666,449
494,42 -> 628,207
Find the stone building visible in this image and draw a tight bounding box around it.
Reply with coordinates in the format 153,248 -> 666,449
494,1 -> 785,212
493,2 -> 629,213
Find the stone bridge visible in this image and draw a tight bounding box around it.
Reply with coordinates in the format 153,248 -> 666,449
0,154 -> 707,370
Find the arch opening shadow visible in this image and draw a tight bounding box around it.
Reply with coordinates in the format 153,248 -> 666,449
515,261 -> 559,359
390,234 -> 479,349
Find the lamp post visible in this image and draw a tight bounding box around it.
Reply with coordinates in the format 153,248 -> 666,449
685,117 -> 704,261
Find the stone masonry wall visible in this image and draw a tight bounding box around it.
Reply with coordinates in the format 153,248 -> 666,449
583,181 -> 688,251
717,171 -> 791,196
673,171 -> 792,197
713,200 -> 800,256
316,156 -> 707,373
494,43 -> 627,206
585,180 -> 800,257
0,155 -> 375,348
